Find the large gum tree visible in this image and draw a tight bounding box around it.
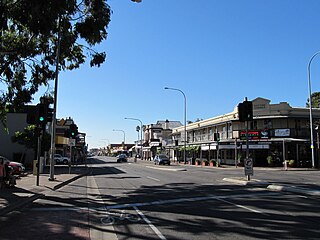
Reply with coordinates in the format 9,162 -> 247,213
0,0 -> 112,124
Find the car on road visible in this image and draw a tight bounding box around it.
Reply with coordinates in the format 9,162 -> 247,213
54,154 -> 71,165
154,154 -> 170,165
0,156 -> 25,175
117,154 -> 128,163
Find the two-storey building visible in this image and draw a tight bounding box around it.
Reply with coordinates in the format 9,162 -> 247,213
142,120 -> 182,160
168,97 -> 320,167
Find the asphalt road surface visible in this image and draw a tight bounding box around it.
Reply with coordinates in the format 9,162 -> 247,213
0,156 -> 319,240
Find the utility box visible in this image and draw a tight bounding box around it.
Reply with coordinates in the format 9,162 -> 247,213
33,160 -> 38,175
33,158 -> 44,175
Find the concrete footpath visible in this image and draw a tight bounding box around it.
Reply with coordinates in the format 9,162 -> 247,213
0,165 -> 89,217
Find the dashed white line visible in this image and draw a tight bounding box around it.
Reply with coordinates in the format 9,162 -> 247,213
105,192 -> 280,210
133,206 -> 167,240
147,176 -> 161,182
216,198 -> 263,214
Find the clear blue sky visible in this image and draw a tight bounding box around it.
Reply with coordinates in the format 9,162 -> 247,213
35,0 -> 320,148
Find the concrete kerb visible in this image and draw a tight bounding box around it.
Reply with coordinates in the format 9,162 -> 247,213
146,166 -> 187,172
223,177 -> 320,196
222,177 -> 270,186
267,184 -> 320,196
52,172 -> 89,190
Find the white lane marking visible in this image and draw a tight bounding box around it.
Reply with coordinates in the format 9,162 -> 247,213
146,166 -> 187,172
31,207 -> 87,211
133,206 -> 167,240
216,198 -> 263,214
147,176 -> 161,182
105,192 -> 280,210
87,175 -> 118,240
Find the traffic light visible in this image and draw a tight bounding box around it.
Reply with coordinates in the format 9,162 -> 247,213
214,133 -> 220,142
69,124 -> 78,139
47,107 -> 54,122
26,105 -> 38,124
37,103 -> 47,127
238,100 -> 253,122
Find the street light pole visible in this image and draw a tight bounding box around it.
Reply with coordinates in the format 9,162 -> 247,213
113,129 -> 126,149
125,117 -> 143,158
307,51 -> 320,168
49,16 -> 62,181
164,87 -> 187,164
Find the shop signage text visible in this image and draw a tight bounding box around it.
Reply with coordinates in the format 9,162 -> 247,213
240,130 -> 269,140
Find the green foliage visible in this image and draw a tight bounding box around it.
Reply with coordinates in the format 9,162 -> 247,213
201,159 -> 208,165
267,156 -> 273,166
11,125 -> 51,152
0,0 -> 112,123
306,92 -> 320,108
288,160 -> 295,167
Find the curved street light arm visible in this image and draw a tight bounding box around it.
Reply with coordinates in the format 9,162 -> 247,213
164,87 -> 187,164
307,51 -> 320,168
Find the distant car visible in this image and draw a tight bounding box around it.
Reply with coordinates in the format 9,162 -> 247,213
0,156 -> 25,175
154,154 -> 170,165
54,154 -> 71,165
117,154 -> 128,163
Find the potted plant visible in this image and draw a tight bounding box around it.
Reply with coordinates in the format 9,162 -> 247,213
209,159 -> 216,167
288,160 -> 295,167
195,159 -> 201,166
202,159 -> 208,166
267,156 -> 274,167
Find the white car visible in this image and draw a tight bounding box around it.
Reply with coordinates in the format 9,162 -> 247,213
54,154 -> 71,165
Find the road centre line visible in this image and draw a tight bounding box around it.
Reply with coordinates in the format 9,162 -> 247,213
147,176 -> 161,182
134,206 -> 167,240
104,192 -> 280,210
216,198 -> 263,214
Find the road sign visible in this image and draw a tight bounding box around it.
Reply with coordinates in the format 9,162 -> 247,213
244,158 -> 253,176
68,138 -> 76,147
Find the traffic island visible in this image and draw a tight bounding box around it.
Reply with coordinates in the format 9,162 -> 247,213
222,177 -> 270,186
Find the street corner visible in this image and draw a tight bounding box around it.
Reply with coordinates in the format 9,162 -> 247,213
222,177 -> 270,186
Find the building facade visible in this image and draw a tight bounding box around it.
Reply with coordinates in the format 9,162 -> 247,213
142,120 -> 182,160
167,97 -> 320,167
55,117 -> 87,163
0,110 -> 87,167
0,111 -> 35,166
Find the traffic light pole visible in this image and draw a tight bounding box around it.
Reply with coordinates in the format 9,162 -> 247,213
36,128 -> 42,186
49,16 -> 62,181
246,120 -> 250,181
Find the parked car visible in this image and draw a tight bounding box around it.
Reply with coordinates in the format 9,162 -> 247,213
54,154 -> 71,165
8,161 -> 25,175
0,156 -> 25,175
117,154 -> 128,163
154,154 -> 170,165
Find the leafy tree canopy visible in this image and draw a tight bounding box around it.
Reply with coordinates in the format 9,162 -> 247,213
0,0 -> 112,121
11,125 -> 51,154
306,92 -> 320,108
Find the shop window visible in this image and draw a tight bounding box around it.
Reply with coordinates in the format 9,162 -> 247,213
295,120 -> 301,130
264,119 -> 272,129
250,120 -> 258,130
